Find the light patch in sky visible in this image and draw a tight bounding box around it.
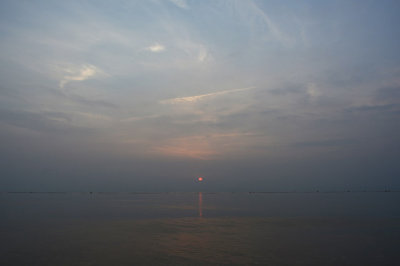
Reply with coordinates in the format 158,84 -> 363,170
306,83 -> 321,99
151,132 -> 261,160
169,0 -> 189,9
197,47 -> 208,62
121,114 -> 161,123
145,43 -> 166,53
59,64 -> 100,88
152,143 -> 216,160
176,41 -> 211,63
160,87 -> 256,104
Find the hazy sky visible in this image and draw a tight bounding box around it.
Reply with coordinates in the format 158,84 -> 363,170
1,0 -> 399,191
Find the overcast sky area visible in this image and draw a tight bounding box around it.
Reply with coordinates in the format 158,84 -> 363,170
0,0 -> 399,192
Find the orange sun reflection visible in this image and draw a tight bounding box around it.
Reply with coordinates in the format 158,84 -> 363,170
198,192 -> 203,218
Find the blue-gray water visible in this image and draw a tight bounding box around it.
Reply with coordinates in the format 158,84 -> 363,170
1,192 -> 399,265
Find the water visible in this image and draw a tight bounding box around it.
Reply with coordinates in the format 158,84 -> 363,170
1,192 -> 399,265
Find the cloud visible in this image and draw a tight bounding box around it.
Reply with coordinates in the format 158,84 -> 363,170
67,94 -> 118,109
374,86 -> 400,102
121,114 -> 161,122
197,46 -> 208,62
176,41 -> 212,63
233,0 -> 293,46
345,103 -> 400,113
306,83 -> 321,99
59,64 -> 100,88
151,132 -> 257,159
169,0 -> 189,9
145,43 -> 166,53
0,109 -> 75,133
152,143 -> 215,160
160,87 -> 256,104
293,139 -> 355,148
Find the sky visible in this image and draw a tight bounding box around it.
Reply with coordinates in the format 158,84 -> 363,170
0,0 -> 399,192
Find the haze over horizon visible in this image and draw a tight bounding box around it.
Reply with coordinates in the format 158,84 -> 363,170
0,0 -> 399,192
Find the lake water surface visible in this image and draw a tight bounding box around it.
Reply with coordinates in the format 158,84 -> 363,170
1,192 -> 399,265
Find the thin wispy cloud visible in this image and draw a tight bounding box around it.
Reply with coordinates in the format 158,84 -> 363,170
121,114 -> 161,122
197,46 -> 209,62
256,8 -> 291,45
176,41 -> 211,63
306,83 -> 321,99
160,87 -> 256,104
145,43 -> 166,53
235,0 -> 293,46
151,132 -> 261,160
59,64 -> 100,88
169,0 -> 189,9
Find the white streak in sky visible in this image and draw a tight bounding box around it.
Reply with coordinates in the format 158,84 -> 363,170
246,1 -> 293,46
169,0 -> 189,9
160,87 -> 256,104
59,64 -> 99,88
145,43 -> 166,53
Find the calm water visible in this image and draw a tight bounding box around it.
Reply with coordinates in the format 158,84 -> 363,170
1,192 -> 399,265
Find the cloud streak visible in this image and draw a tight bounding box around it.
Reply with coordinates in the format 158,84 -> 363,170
145,43 -> 166,53
59,64 -> 100,88
169,0 -> 189,9
151,132 -> 257,160
160,87 -> 256,104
